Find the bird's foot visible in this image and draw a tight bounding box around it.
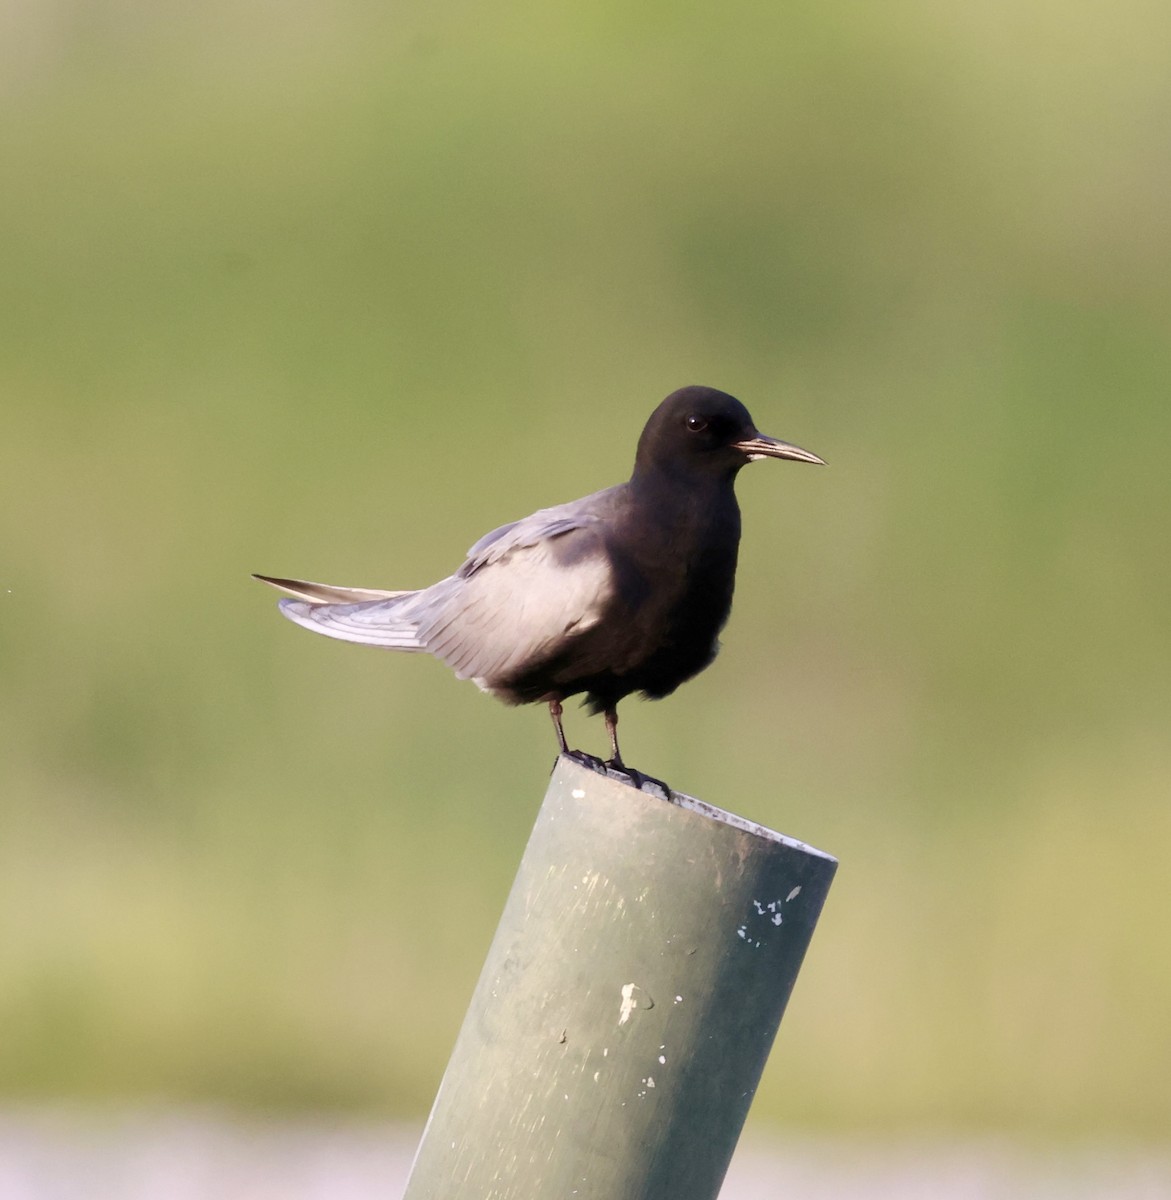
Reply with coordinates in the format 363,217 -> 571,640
565,749 -> 609,774
560,750 -> 671,800
604,759 -> 672,801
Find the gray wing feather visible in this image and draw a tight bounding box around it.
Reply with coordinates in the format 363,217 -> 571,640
463,504 -> 604,571
418,526 -> 614,688
277,595 -> 427,650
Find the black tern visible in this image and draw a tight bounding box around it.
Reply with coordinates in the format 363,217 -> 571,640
255,386 -> 823,769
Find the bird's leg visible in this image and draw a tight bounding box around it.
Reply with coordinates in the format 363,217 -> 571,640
604,706 -> 624,769
603,704 -> 671,799
552,698 -> 607,774
548,697 -> 569,755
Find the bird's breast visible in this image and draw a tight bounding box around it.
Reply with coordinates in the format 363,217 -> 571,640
600,506 -> 740,663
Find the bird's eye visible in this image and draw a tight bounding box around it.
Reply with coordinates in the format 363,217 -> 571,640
685,415 -> 708,433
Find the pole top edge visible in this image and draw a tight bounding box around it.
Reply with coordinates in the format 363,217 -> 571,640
553,754 -> 838,864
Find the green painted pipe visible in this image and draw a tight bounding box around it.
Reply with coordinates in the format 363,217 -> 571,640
403,754 -> 837,1200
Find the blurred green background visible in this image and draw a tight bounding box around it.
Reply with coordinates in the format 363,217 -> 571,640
2,0 -> 1169,1143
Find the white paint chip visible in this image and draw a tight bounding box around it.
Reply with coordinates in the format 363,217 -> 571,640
787,886 -> 802,901
618,983 -> 653,1024
572,788 -> 586,799
658,1055 -> 666,1064
647,1076 -> 655,1088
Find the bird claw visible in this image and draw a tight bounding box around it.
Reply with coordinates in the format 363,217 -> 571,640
610,763 -> 672,800
565,749 -> 607,773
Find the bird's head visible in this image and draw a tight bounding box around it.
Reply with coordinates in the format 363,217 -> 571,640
633,386 -> 824,482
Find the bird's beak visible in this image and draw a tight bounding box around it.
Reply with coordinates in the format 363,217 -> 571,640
733,433 -> 825,465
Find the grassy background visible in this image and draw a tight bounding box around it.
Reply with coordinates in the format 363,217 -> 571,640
2,0 -> 1169,1138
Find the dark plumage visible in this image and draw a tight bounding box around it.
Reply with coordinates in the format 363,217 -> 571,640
255,385 -> 823,767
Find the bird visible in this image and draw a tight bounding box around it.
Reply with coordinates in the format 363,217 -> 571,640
255,385 -> 823,773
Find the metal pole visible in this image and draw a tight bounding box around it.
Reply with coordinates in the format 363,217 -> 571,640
403,754 -> 837,1200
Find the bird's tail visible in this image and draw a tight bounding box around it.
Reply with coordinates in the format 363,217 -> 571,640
252,574 -> 412,605
253,573 -> 426,651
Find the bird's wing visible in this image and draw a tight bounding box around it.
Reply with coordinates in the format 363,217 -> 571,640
406,494 -> 624,688
420,529 -> 614,688
462,504 -> 602,571
253,574 -> 413,604
259,489 -> 624,676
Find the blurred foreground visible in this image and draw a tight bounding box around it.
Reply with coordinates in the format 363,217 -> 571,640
2,1111 -> 1169,1200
